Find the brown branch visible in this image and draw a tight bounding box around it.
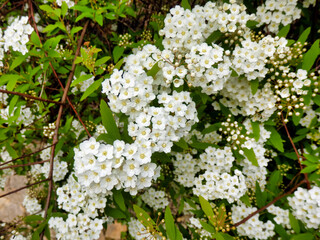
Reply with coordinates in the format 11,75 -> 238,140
281,112 -> 311,189
0,159 -> 49,171
0,0 -> 9,11
0,144 -> 55,167
40,20 -> 90,239
0,178 -> 49,199
0,89 -> 63,105
28,2 -> 91,138
233,179 -> 307,227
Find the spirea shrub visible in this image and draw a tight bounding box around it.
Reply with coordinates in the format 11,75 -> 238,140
0,0 -> 320,239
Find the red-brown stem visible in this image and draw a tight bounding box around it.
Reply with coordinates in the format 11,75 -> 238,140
0,0 -> 9,11
0,89 -> 63,105
40,21 -> 89,239
281,113 -> 311,189
28,1 -> 91,137
0,159 -> 49,171
0,144 -> 55,167
233,179 -> 307,227
0,178 -> 49,199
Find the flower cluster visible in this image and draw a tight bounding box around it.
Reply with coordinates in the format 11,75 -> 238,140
0,16 -> 33,55
194,168 -> 247,203
56,175 -> 107,218
71,72 -> 95,94
0,147 -> 13,189
256,0 -> 301,33
31,148 -> 68,182
288,186 -> 320,229
232,204 -> 275,239
267,205 -> 291,230
0,106 -> 35,126
49,213 -> 103,240
74,137 -> 160,195
160,2 -> 254,51
141,188 -> 169,210
22,196 -> 42,215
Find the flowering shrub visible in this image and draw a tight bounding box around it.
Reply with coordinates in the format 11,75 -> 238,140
0,0 -> 320,239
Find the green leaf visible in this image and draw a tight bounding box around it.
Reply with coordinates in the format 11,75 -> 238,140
95,56 -> 111,66
246,20 -> 259,28
71,74 -> 92,87
181,0 -> 191,10
255,182 -> 266,208
70,26 -> 83,37
202,123 -> 220,134
61,1 -> 68,16
297,27 -> 310,44
302,39 -> 320,71
133,205 -> 156,229
304,154 -> 319,163
199,219 -> 215,233
267,170 -> 281,193
95,14 -> 103,26
250,79 -> 259,95
189,141 -> 213,150
213,232 -> 225,240
199,196 -> 215,225
10,54 -> 28,70
39,5 -> 54,13
205,30 -> 223,44
75,12 -> 94,22
275,224 -> 290,240
30,31 -> 41,47
293,134 -> 306,143
80,78 -> 103,101
113,46 -> 124,63
72,5 -> 94,12
105,207 -> 127,219
96,133 -> 114,144
24,215 -> 44,223
265,126 -> 284,152
240,193 -> 251,207
291,233 -> 314,240
220,233 -> 235,240
114,58 -> 124,70
100,100 -> 121,140
147,62 -> 160,77
292,109 -> 303,126
0,74 -> 20,88
242,147 -> 259,167
53,8 -> 61,18
251,121 -> 260,142
277,24 -> 290,38
289,212 -> 300,233
301,165 -> 318,173
313,95 -> 320,106
43,24 -> 59,33
9,95 -> 19,115
6,76 -> 19,91
174,138 -> 188,150
113,190 -> 126,212
165,206 -> 176,240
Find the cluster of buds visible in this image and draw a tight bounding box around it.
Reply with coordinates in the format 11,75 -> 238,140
43,122 -> 55,139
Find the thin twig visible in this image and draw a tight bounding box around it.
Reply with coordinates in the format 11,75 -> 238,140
40,20 -> 89,240
281,112 -> 311,189
0,89 -> 63,105
0,178 -> 49,199
0,144 -> 55,167
0,0 -> 9,11
0,159 -> 49,171
234,179 -> 307,227
28,2 -> 91,137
